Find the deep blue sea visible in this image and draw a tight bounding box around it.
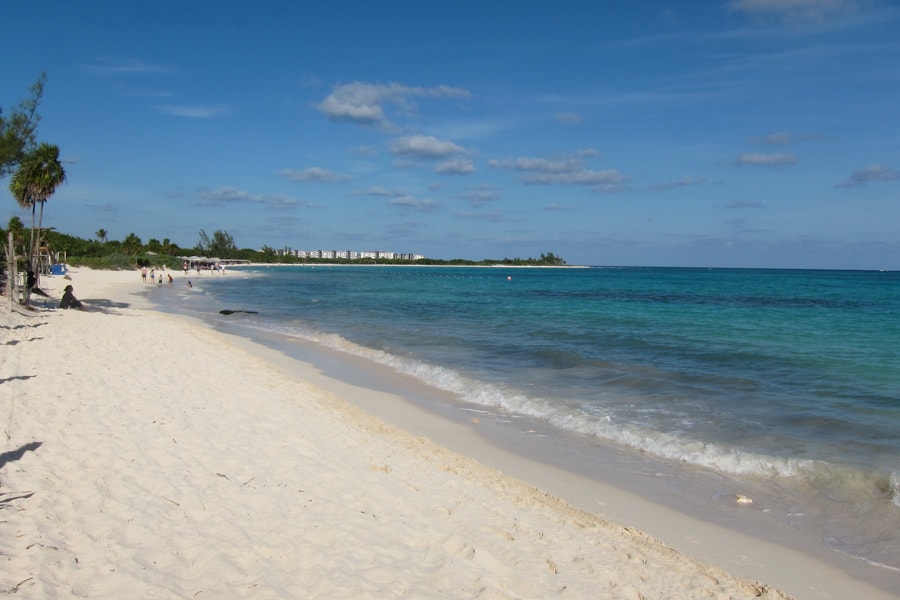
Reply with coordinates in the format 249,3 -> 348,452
155,265 -> 900,572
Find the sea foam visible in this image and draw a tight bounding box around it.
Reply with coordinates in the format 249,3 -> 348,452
257,319 -> 838,483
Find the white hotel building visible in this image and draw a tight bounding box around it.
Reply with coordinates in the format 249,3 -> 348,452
278,249 -> 425,261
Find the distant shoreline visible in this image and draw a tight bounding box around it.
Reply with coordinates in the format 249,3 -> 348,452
238,262 -> 590,269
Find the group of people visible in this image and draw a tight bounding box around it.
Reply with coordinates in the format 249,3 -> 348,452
140,266 -> 175,286
60,262 -> 210,311
182,260 -> 226,275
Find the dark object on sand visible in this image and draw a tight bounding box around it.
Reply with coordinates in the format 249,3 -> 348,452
60,285 -> 84,310
219,309 -> 258,315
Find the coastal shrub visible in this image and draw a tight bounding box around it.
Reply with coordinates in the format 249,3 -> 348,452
67,253 -> 184,271
68,253 -> 135,270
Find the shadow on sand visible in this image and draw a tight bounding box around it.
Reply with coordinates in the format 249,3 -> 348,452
81,298 -> 131,310
0,375 -> 36,384
0,441 -> 43,470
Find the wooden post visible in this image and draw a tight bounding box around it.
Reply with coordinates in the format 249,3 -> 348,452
7,232 -> 15,310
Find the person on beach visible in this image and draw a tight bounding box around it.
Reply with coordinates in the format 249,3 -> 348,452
59,285 -> 84,310
168,274 -> 174,286
141,267 -> 147,283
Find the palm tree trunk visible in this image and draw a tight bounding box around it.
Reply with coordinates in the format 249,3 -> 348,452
22,203 -> 36,306
28,202 -> 36,267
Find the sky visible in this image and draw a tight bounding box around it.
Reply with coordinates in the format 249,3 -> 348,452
2,0 -> 899,269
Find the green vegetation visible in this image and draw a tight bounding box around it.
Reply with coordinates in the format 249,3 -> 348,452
0,73 -> 45,177
1,73 -> 67,306
9,143 -> 67,259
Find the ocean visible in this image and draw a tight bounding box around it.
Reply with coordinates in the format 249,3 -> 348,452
152,265 -> 900,573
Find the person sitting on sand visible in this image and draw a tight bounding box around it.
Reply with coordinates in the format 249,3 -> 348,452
59,285 -> 84,310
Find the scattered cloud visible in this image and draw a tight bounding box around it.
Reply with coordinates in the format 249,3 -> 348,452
82,58 -> 176,75
123,89 -> 176,99
279,167 -> 352,183
633,177 -> 708,192
735,152 -> 797,166
752,131 -> 827,145
436,158 -> 475,175
194,186 -> 299,208
728,0 -> 861,22
835,164 -> 900,188
490,151 -> 625,191
462,186 -> 502,207
524,170 -> 626,188
155,105 -> 230,118
389,135 -> 468,159
488,156 -> 585,173
725,200 -> 767,209
351,145 -> 380,157
315,82 -> 470,126
757,131 -> 792,145
351,186 -> 439,210
556,112 -> 583,124
354,186 -> 406,197
388,195 -> 441,210
454,210 -> 506,221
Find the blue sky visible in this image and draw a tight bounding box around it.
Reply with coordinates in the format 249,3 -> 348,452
2,0 -> 898,268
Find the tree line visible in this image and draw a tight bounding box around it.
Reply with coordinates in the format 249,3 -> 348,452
1,218 -> 567,269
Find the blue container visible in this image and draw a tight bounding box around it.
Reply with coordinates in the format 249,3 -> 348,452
50,263 -> 66,275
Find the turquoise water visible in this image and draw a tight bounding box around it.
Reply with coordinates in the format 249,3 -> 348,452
161,265 -> 900,570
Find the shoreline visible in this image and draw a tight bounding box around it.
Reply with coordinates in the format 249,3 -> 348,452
1,268 -> 894,598
190,289 -> 900,597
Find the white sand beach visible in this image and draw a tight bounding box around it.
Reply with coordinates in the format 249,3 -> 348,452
0,269 -> 893,599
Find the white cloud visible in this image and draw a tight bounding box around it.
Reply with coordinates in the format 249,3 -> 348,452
488,156 -> 584,173
735,152 -> 797,166
388,195 -> 441,210
463,186 -> 502,206
316,82 -> 470,126
725,200 -> 767,209
758,131 -> 792,145
279,167 -> 351,183
351,145 -> 380,157
356,186 -> 406,197
454,210 -> 506,222
524,170 -> 626,187
194,186 -> 298,208
83,58 -> 176,75
490,151 -> 624,191
389,135 -> 467,159
556,112 -> 583,124
155,105 -> 230,118
728,0 -> 859,22
634,176 -> 708,192
836,164 -> 900,188
752,131 -> 827,145
436,158 -> 475,175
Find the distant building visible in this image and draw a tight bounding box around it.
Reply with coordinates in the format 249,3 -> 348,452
274,247 -> 424,261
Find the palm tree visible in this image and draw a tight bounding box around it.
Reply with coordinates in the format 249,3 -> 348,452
9,143 -> 66,296
95,228 -> 108,244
